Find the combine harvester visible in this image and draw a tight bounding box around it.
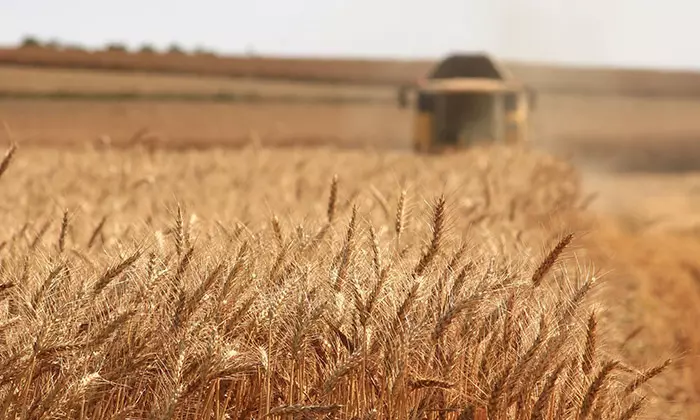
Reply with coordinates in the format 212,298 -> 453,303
412,54 -> 533,152
412,53 -> 700,169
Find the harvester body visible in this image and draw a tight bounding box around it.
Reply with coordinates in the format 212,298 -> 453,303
412,54 -> 533,153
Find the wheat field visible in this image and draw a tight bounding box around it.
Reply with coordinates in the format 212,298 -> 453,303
0,143 -> 672,419
0,65 -> 397,99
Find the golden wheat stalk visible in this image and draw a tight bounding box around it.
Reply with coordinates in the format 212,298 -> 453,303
57,210 -> 69,253
328,174 -> 339,223
267,404 -> 343,417
271,214 -> 283,246
532,233 -> 574,287
92,250 -> 142,297
618,397 -> 646,420
174,205 -> 185,258
87,215 -> 108,249
395,189 -> 406,242
579,360 -> 619,419
582,311 -> 597,375
530,362 -> 566,420
368,224 -> 382,277
408,377 -> 455,390
624,359 -> 672,395
0,142 -> 16,181
413,194 -> 446,278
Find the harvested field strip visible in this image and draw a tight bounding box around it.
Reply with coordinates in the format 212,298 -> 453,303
0,101 -> 413,150
0,144 -> 675,418
0,90 -> 398,105
0,65 -> 399,99
551,136 -> 700,173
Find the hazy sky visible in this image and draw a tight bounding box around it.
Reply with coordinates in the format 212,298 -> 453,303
1,0 -> 698,69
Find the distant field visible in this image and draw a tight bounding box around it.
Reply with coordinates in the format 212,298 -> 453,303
6,47 -> 700,97
2,53 -> 700,172
0,47 -> 433,86
0,64 -> 411,149
582,170 -> 700,231
0,100 -> 412,149
3,88 -> 699,172
0,65 -> 399,102
531,94 -> 700,171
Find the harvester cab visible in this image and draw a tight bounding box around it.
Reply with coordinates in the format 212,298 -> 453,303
412,54 -> 533,153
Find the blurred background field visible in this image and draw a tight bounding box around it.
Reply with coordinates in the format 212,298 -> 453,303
3,47 -> 700,171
